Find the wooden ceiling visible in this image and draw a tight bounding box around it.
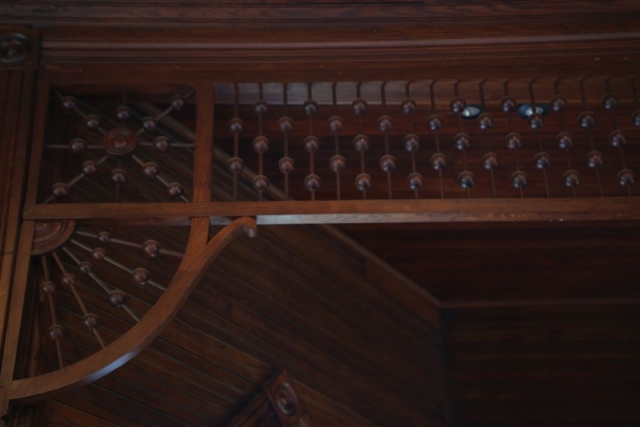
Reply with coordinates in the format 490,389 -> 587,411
1,1 -> 640,426
30,221 -> 445,427
339,222 -> 640,302
443,303 -> 640,427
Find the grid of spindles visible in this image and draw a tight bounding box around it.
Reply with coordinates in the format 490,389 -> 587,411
214,78 -> 637,202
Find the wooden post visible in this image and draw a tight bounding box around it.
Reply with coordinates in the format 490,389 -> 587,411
0,223 -> 35,420
0,28 -> 39,421
193,83 -> 214,204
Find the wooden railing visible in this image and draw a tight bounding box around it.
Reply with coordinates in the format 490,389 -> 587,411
25,77 -> 640,225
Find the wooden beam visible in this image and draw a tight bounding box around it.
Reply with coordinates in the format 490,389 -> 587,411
0,66 -> 37,422
23,84 -> 50,206
3,1 -> 639,26
22,198 -> 640,225
442,297 -> 640,309
0,221 -> 35,418
192,83 -> 213,203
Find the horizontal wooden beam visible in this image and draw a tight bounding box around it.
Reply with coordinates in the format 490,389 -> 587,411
442,297 -> 640,309
3,1 -> 639,26
23,198 -> 640,225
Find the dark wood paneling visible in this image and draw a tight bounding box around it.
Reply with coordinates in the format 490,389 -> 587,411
443,304 -> 640,426
340,222 -> 640,301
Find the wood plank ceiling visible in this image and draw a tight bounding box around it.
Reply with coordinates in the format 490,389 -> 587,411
2,0 -> 640,426
37,222 -> 446,427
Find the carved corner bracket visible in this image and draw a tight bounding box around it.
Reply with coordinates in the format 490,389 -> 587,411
7,217 -> 257,406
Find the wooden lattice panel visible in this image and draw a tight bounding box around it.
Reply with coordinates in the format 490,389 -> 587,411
210,78 -> 639,202
37,85 -> 196,204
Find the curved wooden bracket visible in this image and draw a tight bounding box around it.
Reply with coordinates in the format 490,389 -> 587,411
9,216 -> 257,404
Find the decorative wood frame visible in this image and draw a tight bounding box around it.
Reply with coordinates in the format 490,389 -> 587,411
0,47 -> 259,420
1,17 -> 639,424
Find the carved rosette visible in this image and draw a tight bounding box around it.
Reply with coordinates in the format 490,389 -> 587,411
103,128 -> 137,156
31,221 -> 77,256
273,382 -> 298,416
265,370 -> 311,426
0,33 -> 30,64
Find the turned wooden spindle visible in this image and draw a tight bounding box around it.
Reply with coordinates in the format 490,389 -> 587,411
604,78 -> 634,195
402,82 -> 422,199
529,79 -> 551,198
329,83 -> 345,200
503,81 -> 526,197
579,78 -> 604,197
428,81 -> 446,199
353,82 -> 372,199
452,81 -> 474,198
478,80 -> 498,198
303,83 -> 320,200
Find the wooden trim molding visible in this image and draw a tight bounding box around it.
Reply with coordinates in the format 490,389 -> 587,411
2,1 -> 639,26
22,198 -> 640,225
36,25 -> 640,79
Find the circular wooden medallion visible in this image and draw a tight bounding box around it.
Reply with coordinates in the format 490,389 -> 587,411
274,383 -> 298,416
31,221 -> 77,256
0,33 -> 30,64
103,128 -> 136,156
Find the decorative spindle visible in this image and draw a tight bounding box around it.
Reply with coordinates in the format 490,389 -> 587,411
228,83 -> 244,201
71,239 -> 166,291
428,81 -> 446,199
41,256 -> 64,368
579,78 -> 604,196
552,79 -> 578,196
253,83 -> 270,200
606,78 -> 634,195
529,80 -> 551,198
116,89 -> 131,121
135,89 -> 193,137
402,82 -> 422,198
114,158 -> 124,202
304,83 -> 320,199
278,83 -> 294,200
353,83 -> 372,198
75,230 -> 183,258
452,81 -> 473,197
44,155 -> 110,204
329,83 -> 345,200
478,81 -> 497,197
503,81 -> 526,197
54,250 -> 105,348
378,82 -> 395,199
59,93 -> 106,135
